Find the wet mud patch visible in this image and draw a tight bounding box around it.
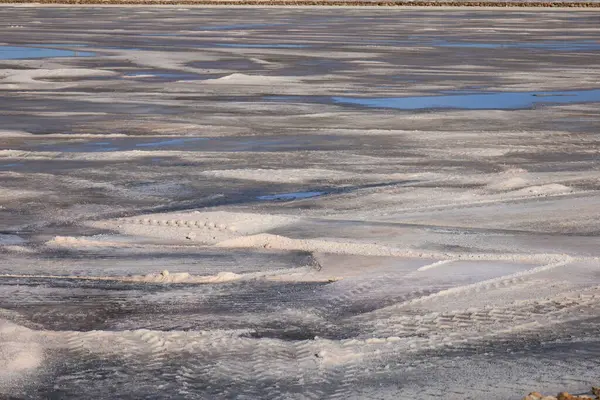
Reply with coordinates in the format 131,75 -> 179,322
257,191 -> 326,201
199,23 -> 280,31
0,277 -> 332,332
244,322 -> 359,341
20,135 -> 357,153
215,43 -> 309,49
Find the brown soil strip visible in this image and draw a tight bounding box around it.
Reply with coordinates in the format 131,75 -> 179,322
1,0 -> 600,7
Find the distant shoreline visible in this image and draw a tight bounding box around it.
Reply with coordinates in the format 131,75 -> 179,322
2,0 -> 600,7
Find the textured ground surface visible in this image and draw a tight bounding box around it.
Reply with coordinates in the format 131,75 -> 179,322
2,1 -> 600,6
1,6 -> 600,399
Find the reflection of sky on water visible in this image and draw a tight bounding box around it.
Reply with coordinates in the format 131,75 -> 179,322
0,45 -> 95,60
332,89 -> 600,110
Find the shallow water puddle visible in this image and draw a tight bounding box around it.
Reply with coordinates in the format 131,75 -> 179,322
331,89 -> 600,110
0,234 -> 25,245
257,191 -> 325,201
0,162 -> 23,169
0,45 -> 95,60
368,39 -> 600,52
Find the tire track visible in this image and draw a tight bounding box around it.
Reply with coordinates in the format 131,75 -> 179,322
116,215 -> 240,234
358,259 -> 573,320
373,189 -> 594,216
343,290 -> 600,352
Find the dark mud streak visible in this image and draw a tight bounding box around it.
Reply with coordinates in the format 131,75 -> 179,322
0,279 -> 334,332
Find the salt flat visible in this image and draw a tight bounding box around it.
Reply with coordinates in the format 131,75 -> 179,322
1,6 -> 599,399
